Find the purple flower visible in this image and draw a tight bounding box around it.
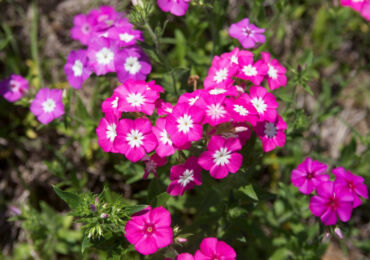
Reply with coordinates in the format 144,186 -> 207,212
228,18 -> 266,49
114,47 -> 151,83
291,158 -> 329,195
70,13 -> 97,45
157,0 -> 191,16
309,181 -> 354,226
64,50 -> 92,89
254,114 -> 287,152
107,25 -> 143,47
87,37 -> 118,76
30,88 -> 65,124
0,75 -> 28,102
89,6 -> 121,31
333,167 -> 368,208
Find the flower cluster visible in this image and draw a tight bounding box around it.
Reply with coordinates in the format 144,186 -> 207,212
291,158 -> 368,226
340,0 -> 370,21
97,45 -> 287,198
65,6 -> 149,89
157,0 -> 191,16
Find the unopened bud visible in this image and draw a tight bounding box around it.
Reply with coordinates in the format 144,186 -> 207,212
176,237 -> 187,243
334,227 -> 343,239
90,204 -> 97,212
100,213 -> 109,219
9,206 -> 21,216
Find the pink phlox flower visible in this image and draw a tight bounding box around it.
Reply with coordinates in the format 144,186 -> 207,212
228,18 -> 266,49
96,112 -> 119,153
114,79 -> 160,115
87,37 -> 118,75
332,167 -> 368,208
176,253 -> 194,260
204,56 -> 238,89
156,99 -> 174,116
340,0 -> 367,12
261,52 -> 287,91
30,88 -> 65,125
291,158 -> 329,195
194,237 -> 236,260
152,117 -> 176,157
157,0 -> 191,16
309,181 -> 354,226
89,6 -> 121,31
198,135 -> 242,179
165,103 -> 204,147
114,46 -> 152,83
125,206 -> 173,255
198,93 -> 231,126
255,114 -> 287,152
237,54 -> 268,85
101,93 -> 122,118
70,13 -> 97,45
107,24 -> 143,47
167,156 -> 202,196
142,153 -> 168,179
178,90 -> 205,107
224,93 -> 259,126
64,50 -> 92,89
205,85 -> 239,97
0,74 -> 28,102
249,86 -> 278,122
114,117 -> 157,162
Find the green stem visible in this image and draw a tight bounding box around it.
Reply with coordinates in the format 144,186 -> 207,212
31,0 -> 43,88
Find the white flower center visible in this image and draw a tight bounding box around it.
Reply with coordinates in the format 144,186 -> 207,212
177,114 -> 194,134
233,105 -> 249,116
213,68 -> 228,83
72,60 -> 83,77
126,92 -> 146,107
206,103 -> 227,120
242,64 -> 257,76
164,107 -> 173,113
209,88 -> 226,95
159,129 -> 172,146
188,96 -> 199,106
96,48 -> 114,65
264,122 -> 277,138
242,27 -> 254,36
106,123 -> 117,142
9,80 -> 20,92
251,97 -> 267,114
268,64 -> 278,79
213,147 -> 231,166
178,169 -> 194,187
111,96 -> 119,108
42,98 -> 56,113
119,33 -> 134,42
231,55 -> 238,64
124,56 -> 142,75
126,129 -> 144,148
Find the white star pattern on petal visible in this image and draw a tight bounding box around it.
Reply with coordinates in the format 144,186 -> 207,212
159,129 -> 173,146
72,60 -> 83,77
178,169 -> 194,187
96,48 -> 114,65
233,105 -> 249,116
106,123 -> 117,142
213,147 -> 231,166
42,98 -> 56,113
124,56 -> 142,75
242,64 -> 257,76
177,114 -> 194,134
213,68 -> 228,83
119,33 -> 134,42
268,64 -> 278,79
126,92 -> 146,107
126,129 -> 144,148
251,97 -> 267,114
206,103 -> 227,120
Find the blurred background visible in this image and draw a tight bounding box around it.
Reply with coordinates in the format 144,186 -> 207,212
0,0 -> 369,259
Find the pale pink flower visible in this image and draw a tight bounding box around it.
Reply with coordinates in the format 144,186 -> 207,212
30,88 -> 64,125
87,37 -> 118,75
64,50 -> 92,89
70,13 -> 97,45
228,18 -> 265,49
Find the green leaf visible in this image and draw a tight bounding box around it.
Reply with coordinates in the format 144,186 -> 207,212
53,186 -> 81,210
301,83 -> 314,95
239,185 -> 258,201
155,192 -> 171,207
81,237 -> 93,254
125,205 -> 148,216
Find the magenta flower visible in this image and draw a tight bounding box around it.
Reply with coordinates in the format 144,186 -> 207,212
64,50 -> 92,89
178,90 -> 205,107
166,103 -> 204,147
237,55 -> 267,85
177,253 -> 194,260
90,6 -> 120,31
333,167 -> 368,208
198,135 -> 242,179
206,85 -> 239,97
309,181 -> 354,226
96,112 -> 119,153
261,52 -> 287,91
142,153 -> 168,179
255,115 -> 287,152
194,237 -> 236,260
249,86 -> 278,122
70,13 -> 97,45
0,75 -> 28,102
228,18 -> 265,49
200,94 -> 230,126
157,0 -> 191,16
101,94 -> 121,118
291,158 -> 329,195
225,93 -> 258,126
167,156 -> 202,196
341,0 -> 370,20
114,47 -> 151,83
203,56 -> 238,89
114,80 -> 160,116
152,117 -> 176,157
125,206 -> 173,255
156,100 -> 174,116
107,25 -> 143,47
87,37 -> 118,76
30,88 -> 64,125
114,118 -> 157,162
